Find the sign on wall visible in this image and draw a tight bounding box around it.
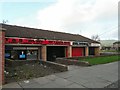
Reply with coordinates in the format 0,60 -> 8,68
5,37 -> 70,46
90,43 -> 100,46
72,41 -> 88,46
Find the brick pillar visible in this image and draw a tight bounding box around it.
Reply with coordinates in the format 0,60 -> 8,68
0,28 -> 6,85
68,46 -> 72,57
95,47 -> 100,56
85,47 -> 89,56
41,45 -> 47,61
38,47 -> 41,60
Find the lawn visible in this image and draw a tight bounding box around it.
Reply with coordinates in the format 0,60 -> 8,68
79,55 -> 119,65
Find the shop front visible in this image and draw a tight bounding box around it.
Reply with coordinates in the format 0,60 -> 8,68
5,37 -> 71,61
71,41 -> 89,57
47,46 -> 66,61
72,47 -> 85,57
5,37 -> 100,61
89,47 -> 95,55
89,43 -> 100,56
5,46 -> 39,60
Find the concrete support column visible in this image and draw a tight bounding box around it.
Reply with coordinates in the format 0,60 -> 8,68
68,46 -> 72,57
95,47 -> 100,56
0,28 -> 6,85
85,47 -> 89,56
41,45 -> 47,61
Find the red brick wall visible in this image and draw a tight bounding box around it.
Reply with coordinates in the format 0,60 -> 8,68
0,30 -> 5,85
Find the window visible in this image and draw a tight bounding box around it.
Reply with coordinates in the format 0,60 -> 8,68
5,50 -> 11,58
27,50 -> 38,60
11,50 -> 19,60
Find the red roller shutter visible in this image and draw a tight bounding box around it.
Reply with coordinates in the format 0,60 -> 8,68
72,47 -> 83,57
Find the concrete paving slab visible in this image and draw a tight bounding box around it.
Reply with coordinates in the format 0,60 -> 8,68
83,79 -> 112,88
55,69 -> 78,79
84,77 -> 111,88
45,75 -> 59,81
40,82 -> 62,88
2,88 -> 23,90
73,62 -> 118,81
71,70 -> 96,78
51,77 -> 74,87
22,82 -> 43,88
55,72 -> 73,79
18,79 -> 37,87
2,82 -> 22,88
64,83 -> 85,88
68,65 -> 82,71
98,74 -> 118,83
33,77 -> 51,85
105,80 -> 119,88
90,62 -> 118,73
66,76 -> 89,87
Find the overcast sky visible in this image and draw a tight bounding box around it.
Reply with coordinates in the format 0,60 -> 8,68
0,0 -> 119,40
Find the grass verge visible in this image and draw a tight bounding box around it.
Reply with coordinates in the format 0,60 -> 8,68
79,55 -> 119,65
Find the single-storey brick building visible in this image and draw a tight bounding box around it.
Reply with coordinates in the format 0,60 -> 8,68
0,23 -> 100,84
3,23 -> 100,60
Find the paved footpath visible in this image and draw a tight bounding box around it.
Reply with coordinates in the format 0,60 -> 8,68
2,61 -> 119,89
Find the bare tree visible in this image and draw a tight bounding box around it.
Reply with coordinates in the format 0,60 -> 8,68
2,20 -> 8,24
91,34 -> 100,42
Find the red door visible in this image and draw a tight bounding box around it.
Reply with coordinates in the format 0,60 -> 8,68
72,47 -> 83,57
